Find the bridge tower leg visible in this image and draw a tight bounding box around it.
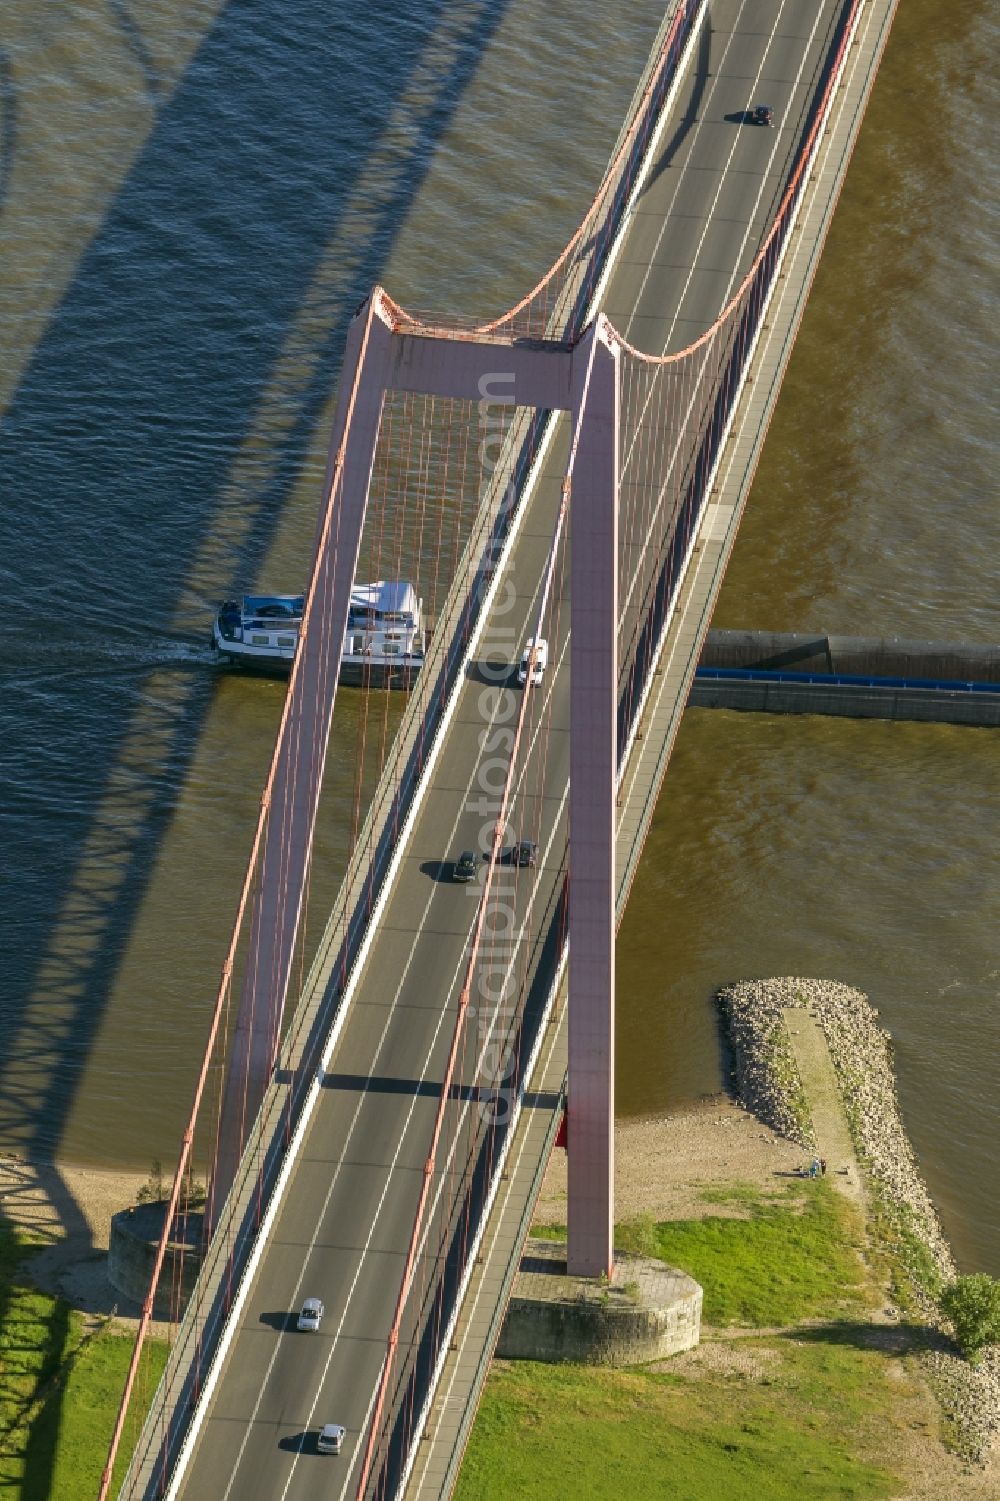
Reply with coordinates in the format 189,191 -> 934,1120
209,294 -> 394,1230
567,320 -> 619,1279
206,298 -> 622,1281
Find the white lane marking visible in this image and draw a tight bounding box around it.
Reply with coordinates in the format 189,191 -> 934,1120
420,2 -> 861,1486
361,40 -> 840,1471
411,966 -> 567,1500
218,629 -> 572,1499
617,0 -> 842,778
616,0 -> 875,826
614,0 -> 830,669
686,0 -> 880,575
195,5 -> 851,1492
619,0 -> 792,358
327,775 -> 571,1501
323,21 -> 829,1489
619,0 -> 764,354
615,0 -> 820,638
176,11 -> 708,1487
286,631 -> 574,1500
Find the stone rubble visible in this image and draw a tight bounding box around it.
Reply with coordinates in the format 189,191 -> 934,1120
718,976 -> 999,1465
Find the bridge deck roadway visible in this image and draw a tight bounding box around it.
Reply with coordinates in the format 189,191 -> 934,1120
170,1 -> 899,1497
407,1 -> 902,1494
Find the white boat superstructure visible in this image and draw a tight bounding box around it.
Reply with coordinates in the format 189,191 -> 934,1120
213,580 -> 426,682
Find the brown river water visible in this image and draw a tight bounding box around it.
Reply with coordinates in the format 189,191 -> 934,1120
0,0 -> 996,1273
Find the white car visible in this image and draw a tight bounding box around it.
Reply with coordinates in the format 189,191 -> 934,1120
517,637 -> 549,686
317,1422 -> 346,1454
296,1296 -> 324,1332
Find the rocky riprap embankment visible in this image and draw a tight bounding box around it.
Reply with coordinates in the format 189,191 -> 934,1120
718,977 -> 999,1465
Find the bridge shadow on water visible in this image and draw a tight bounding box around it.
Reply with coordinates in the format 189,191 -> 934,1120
0,0 -> 511,1265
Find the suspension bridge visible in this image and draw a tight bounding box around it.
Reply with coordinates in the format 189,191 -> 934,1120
100,0 -> 901,1496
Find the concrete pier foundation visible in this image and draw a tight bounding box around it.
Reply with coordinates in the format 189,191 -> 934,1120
108,1203 -> 203,1317
497,1236 -> 702,1366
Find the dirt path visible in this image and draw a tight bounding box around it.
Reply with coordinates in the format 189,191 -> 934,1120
782,1006 -> 865,1210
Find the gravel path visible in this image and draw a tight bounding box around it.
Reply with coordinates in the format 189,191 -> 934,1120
782,1007 -> 864,1210
536,975 -> 999,1487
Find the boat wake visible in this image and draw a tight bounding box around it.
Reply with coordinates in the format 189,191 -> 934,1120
10,635 -> 223,685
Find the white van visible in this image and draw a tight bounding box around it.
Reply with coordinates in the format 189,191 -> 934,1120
517,637 -> 549,686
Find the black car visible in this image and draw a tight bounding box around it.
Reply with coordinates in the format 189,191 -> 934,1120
454,850 -> 478,883
752,104 -> 774,126
486,839 -> 538,868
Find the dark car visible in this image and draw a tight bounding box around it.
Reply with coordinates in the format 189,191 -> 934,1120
752,104 -> 774,126
487,839 -> 538,868
454,850 -> 478,883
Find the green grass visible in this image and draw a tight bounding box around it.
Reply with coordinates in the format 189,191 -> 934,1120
456,1344 -> 899,1501
0,1220 -> 168,1500
645,1180 -> 868,1326
539,1179 -> 870,1327
462,1183 -> 907,1499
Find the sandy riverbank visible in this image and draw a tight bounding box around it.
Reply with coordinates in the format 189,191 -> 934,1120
2,1108 -> 811,1324
720,977 -> 1000,1470
534,1094 -> 808,1224
0,1155 -> 150,1322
